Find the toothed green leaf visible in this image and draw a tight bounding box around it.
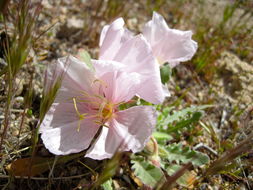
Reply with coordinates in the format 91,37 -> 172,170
131,156 -> 164,188
161,143 -> 210,166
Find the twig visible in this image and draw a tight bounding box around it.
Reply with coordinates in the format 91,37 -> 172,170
78,160 -> 97,176
160,163 -> 193,190
237,154 -> 251,189
34,21 -> 58,42
218,108 -> 227,129
0,173 -> 90,180
0,77 -> 12,153
17,69 -> 34,139
194,143 -> 218,156
48,156 -> 58,179
8,146 -> 30,155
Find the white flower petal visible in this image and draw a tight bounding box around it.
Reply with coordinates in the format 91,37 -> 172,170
85,106 -> 156,159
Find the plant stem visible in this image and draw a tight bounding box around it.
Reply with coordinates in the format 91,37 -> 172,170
0,76 -> 13,153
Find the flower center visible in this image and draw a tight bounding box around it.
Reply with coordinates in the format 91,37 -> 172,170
72,96 -> 116,131
101,102 -> 114,121
72,79 -> 118,131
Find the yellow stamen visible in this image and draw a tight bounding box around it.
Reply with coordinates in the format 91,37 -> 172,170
73,97 -> 87,132
77,119 -> 82,132
92,79 -> 107,88
72,86 -> 117,131
93,120 -> 110,128
73,97 -> 81,117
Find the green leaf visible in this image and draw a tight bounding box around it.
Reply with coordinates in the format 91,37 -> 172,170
157,105 -> 212,130
164,105 -> 211,125
156,106 -> 173,127
161,143 -> 210,166
77,49 -> 94,72
139,98 -> 152,106
167,112 -> 202,133
131,157 -> 164,188
153,131 -> 173,142
93,152 -> 122,189
160,64 -> 172,84
27,109 -> 33,116
101,178 -> 113,190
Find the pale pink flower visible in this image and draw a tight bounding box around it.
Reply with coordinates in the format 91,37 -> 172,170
97,18 -> 167,104
143,12 -> 198,67
40,56 -> 156,160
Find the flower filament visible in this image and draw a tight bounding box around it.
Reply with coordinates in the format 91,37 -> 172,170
72,92 -> 116,131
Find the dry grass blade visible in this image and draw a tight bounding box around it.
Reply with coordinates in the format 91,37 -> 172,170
29,59 -> 68,173
0,0 -> 42,153
204,132 -> 253,177
205,106 -> 253,176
